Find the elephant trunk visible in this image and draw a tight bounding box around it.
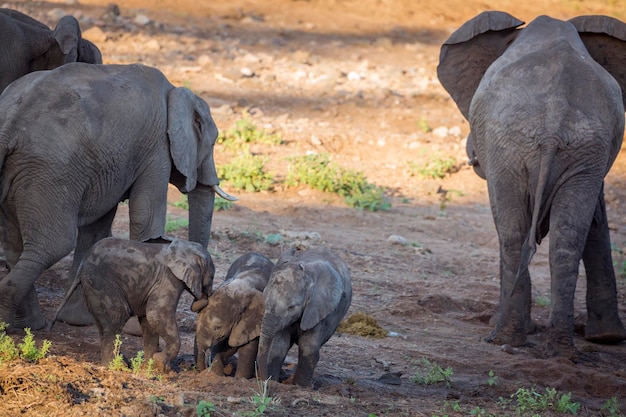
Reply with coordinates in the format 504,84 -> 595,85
258,315 -> 280,381
187,183 -> 236,249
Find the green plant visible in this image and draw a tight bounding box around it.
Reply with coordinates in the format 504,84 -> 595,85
286,153 -> 390,211
411,357 -> 454,388
108,334 -> 127,371
408,156 -> 458,179
513,386 -> 580,415
534,296 -> 551,307
196,400 -> 215,417
165,215 -> 188,233
130,350 -> 145,374
601,396 -> 621,417
0,322 -> 19,364
218,153 -> 274,192
18,328 -> 51,363
487,370 -> 498,386
417,116 -> 432,133
217,114 -> 282,151
244,367 -> 280,416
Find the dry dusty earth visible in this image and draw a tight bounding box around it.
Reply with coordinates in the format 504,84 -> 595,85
2,0 -> 626,416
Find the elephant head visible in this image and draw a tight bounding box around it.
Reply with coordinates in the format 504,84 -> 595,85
167,87 -> 237,249
437,12 -> 626,178
0,8 -> 102,92
156,238 -> 215,300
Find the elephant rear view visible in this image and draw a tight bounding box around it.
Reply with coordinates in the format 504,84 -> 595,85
258,246 -> 352,386
0,8 -> 102,92
0,63 -> 235,331
438,12 -> 626,355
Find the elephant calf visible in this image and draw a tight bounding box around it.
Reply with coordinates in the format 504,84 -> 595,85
50,237 -> 215,370
257,246 -> 352,386
194,252 -> 274,378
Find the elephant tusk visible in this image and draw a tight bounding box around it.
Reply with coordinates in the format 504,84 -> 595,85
212,184 -> 238,201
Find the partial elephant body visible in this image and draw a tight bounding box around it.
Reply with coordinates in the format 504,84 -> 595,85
194,252 -> 274,378
0,63 -> 235,330
49,237 -> 215,370
438,12 -> 626,355
258,247 -> 352,386
0,8 -> 101,92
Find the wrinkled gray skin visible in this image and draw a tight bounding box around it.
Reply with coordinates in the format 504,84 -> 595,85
0,63 -> 236,331
49,237 -> 215,370
194,252 -> 274,378
258,247 -> 352,386
438,11 -> 626,356
0,8 -> 102,93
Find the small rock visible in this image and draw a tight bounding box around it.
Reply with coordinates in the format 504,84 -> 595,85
310,135 -> 322,146
432,126 -> 449,138
347,71 -> 361,81
134,13 -> 151,26
387,235 -> 407,245
378,372 -> 402,385
240,67 -> 255,77
449,125 -> 462,137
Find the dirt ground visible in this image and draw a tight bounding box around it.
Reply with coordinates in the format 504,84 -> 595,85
2,0 -> 626,416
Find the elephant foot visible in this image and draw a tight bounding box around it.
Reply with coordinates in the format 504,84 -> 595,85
152,351 -> 169,371
486,324 -> 527,347
122,317 -> 143,337
55,299 -> 94,326
12,312 -> 47,330
585,319 -> 626,344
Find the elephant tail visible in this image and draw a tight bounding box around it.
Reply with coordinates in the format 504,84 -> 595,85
510,142 -> 558,297
47,274 -> 82,331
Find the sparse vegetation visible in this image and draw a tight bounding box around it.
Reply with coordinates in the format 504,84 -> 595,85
408,155 -> 459,179
411,357 -> 454,388
171,195 -> 233,212
601,396 -> 621,417
244,369 -> 280,416
165,215 -> 188,233
509,386 -> 580,415
196,400 -> 216,417
218,153 -> 274,192
286,153 -> 391,211
0,324 -> 50,364
108,334 -> 127,371
217,114 -> 283,151
487,370 -> 498,387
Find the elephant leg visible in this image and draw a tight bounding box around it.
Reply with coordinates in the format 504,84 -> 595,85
147,306 -> 179,371
234,339 -> 259,379
546,181 -> 600,356
56,206 -> 117,326
14,285 -> 46,330
139,316 -> 160,361
582,191 -> 626,343
212,346 -> 238,376
293,335 -> 320,386
127,172 -> 169,242
194,335 -> 208,371
486,179 -> 532,346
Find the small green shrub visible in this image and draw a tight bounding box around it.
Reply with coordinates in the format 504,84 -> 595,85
218,153 -> 274,192
602,396 -> 621,417
408,156 -> 458,179
411,357 -> 454,388
217,114 -> 282,151
196,400 -> 216,416
513,386 -> 580,415
108,334 -> 127,371
0,322 -> 19,364
487,370 -> 498,387
18,328 -> 51,363
165,215 -> 188,233
130,350 -> 145,374
286,153 -> 390,211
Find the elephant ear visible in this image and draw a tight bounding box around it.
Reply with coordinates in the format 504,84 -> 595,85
52,15 -> 81,63
159,238 -> 208,298
78,39 -> 103,64
437,11 -> 524,119
229,291 -> 264,347
568,15 -> 626,108
167,87 -> 220,193
301,261 -> 345,331
276,247 -> 297,266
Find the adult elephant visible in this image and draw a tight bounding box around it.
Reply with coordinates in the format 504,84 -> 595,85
0,63 -> 235,330
437,12 -> 626,356
0,8 -> 102,92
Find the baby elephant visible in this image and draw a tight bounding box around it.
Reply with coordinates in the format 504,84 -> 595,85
50,237 -> 215,370
194,252 -> 274,378
257,246 -> 352,386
